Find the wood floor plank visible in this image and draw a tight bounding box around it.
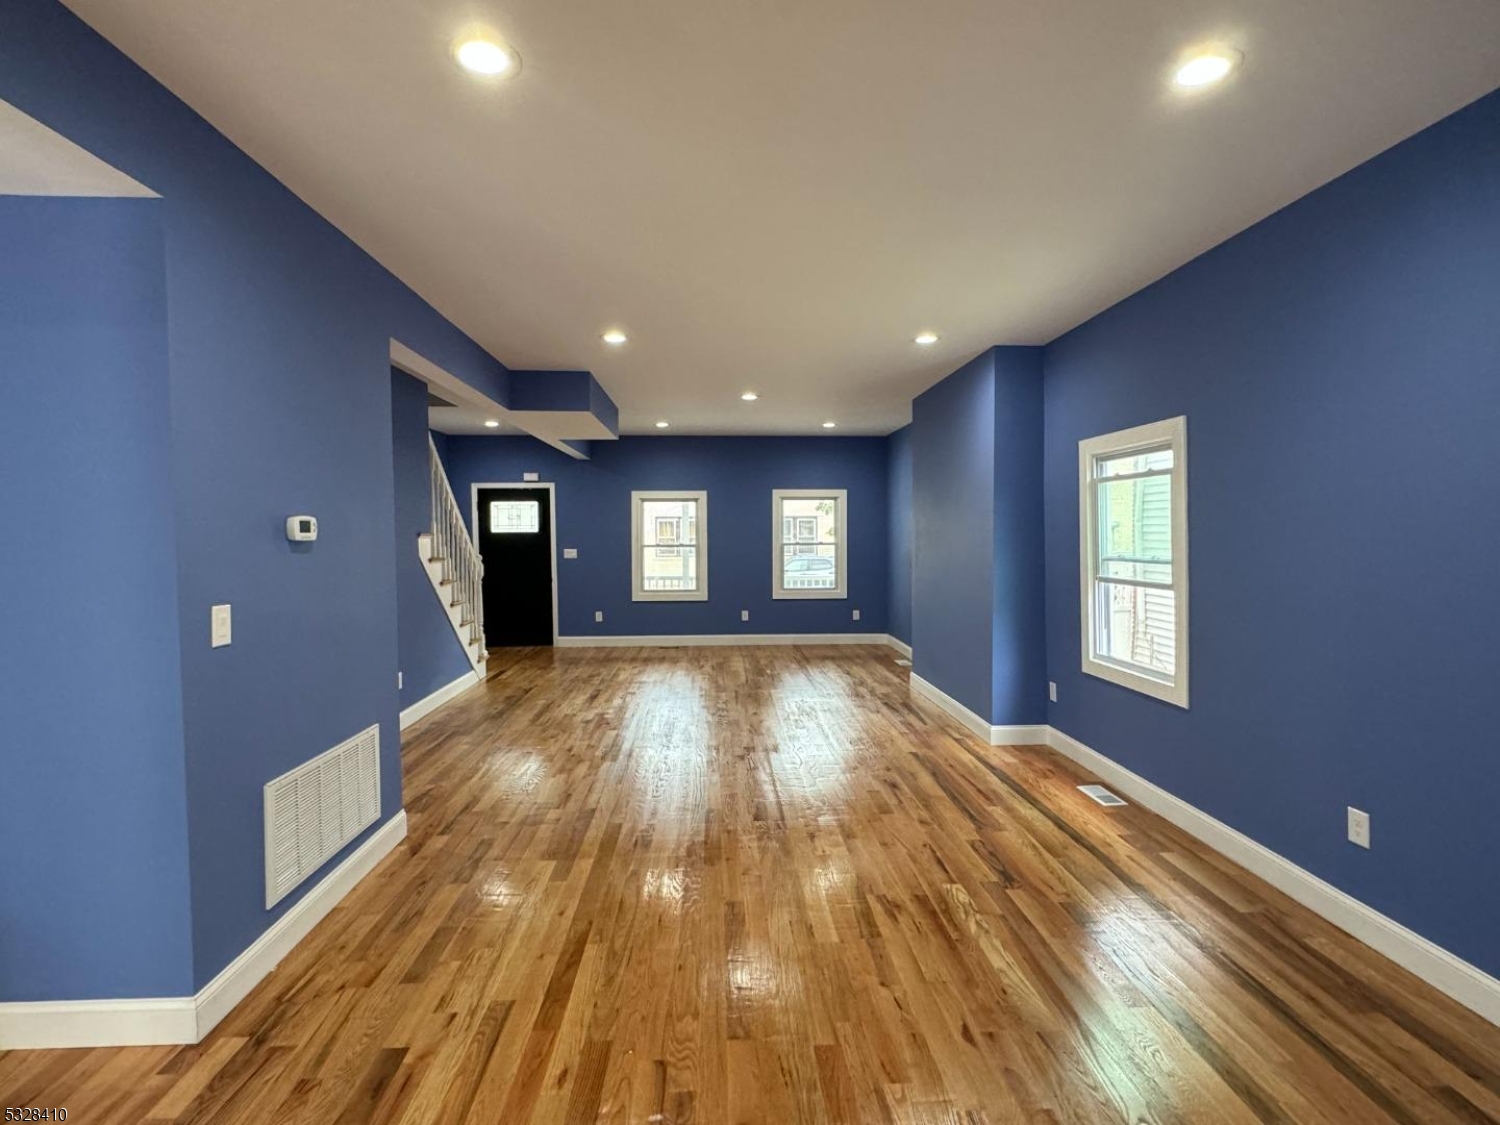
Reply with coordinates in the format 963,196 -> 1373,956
4,645 -> 1498,1123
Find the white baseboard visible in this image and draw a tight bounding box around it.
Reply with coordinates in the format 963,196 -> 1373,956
0,997 -> 196,1051
556,632 -> 897,648
0,811 -> 408,1050
400,669 -> 484,730
908,673 -> 1049,746
1045,726 -> 1500,1028
886,635 -> 913,658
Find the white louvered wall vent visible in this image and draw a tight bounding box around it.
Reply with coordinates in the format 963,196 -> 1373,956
264,723 -> 380,909
1078,783 -> 1127,808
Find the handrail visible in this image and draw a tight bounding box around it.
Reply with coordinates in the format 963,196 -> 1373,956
428,435 -> 484,654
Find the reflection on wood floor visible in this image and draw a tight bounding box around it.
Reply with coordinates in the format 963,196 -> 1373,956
5,645 -> 1500,1123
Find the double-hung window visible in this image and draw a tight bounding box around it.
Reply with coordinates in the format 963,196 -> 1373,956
772,489 -> 847,599
1079,417 -> 1188,707
632,491 -> 707,601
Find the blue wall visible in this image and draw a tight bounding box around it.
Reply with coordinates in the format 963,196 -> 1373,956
911,353 -> 997,718
392,371 -> 475,709
908,349 -> 1047,726
1,0 -> 518,994
1043,89 -> 1500,976
0,197 -> 194,1000
990,348 -> 1047,727
885,426 -> 913,646
441,436 -> 890,637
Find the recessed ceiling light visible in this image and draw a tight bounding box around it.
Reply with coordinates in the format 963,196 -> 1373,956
654,420 -> 670,429
914,332 -> 939,346
483,419 -> 500,428
453,37 -> 520,77
602,329 -> 629,346
741,391 -> 759,401
1173,50 -> 1238,89
821,421 -> 837,429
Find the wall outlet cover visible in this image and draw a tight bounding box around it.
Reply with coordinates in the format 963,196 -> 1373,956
563,547 -> 578,559
1048,681 -> 1058,703
211,603 -> 232,648
1347,807 -> 1371,849
594,610 -> 604,623
741,610 -> 750,621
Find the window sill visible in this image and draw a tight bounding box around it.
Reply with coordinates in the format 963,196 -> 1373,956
1081,655 -> 1188,709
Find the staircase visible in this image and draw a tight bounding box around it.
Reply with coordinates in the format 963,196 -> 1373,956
418,436 -> 486,672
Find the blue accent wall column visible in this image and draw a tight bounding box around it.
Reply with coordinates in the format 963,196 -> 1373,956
885,425 -> 913,646
911,353 -> 997,718
391,371 -> 475,710
910,348 -> 1045,726
1042,89 -> 1500,977
991,348 -> 1047,726
0,197 -> 194,1000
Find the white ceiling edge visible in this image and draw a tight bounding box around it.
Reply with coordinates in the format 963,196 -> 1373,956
0,99 -> 156,197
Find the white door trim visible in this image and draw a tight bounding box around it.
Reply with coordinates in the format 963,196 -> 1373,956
469,481 -> 560,644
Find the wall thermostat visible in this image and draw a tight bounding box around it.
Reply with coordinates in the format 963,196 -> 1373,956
286,515 -> 319,542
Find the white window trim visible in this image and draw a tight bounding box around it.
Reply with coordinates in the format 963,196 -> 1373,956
631,490 -> 708,602
1078,416 -> 1189,708
771,488 -> 848,600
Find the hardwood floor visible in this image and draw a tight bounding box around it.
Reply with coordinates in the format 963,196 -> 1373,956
5,646 -> 1500,1123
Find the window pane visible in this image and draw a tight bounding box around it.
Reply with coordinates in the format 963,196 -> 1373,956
641,545 -> 698,591
489,500 -> 539,533
781,544 -> 838,590
641,499 -> 698,546
1096,446 -> 1173,478
778,497 -> 838,544
1097,474 -> 1172,566
1094,580 -> 1175,676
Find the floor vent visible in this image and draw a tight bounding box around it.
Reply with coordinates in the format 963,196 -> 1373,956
264,724 -> 381,908
1078,783 -> 1127,807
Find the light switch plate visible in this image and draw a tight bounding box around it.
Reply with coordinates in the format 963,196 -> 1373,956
563,547 -> 578,559
211,603 -> 232,648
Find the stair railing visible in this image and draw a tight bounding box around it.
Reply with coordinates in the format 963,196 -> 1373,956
428,436 -> 484,654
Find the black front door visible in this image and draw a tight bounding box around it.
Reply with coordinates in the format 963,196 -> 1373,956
475,487 -> 554,647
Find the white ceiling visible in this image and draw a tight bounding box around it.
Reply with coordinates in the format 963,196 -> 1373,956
1,98 -> 155,197
63,0 -> 1500,435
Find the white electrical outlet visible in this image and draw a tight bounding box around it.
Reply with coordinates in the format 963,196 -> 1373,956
563,548 -> 578,559
852,609 -> 861,621
397,671 -> 403,690
523,472 -> 539,482
1048,681 -> 1058,703
595,610 -> 604,623
1347,807 -> 1371,849
741,610 -> 750,621
211,603 -> 232,648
